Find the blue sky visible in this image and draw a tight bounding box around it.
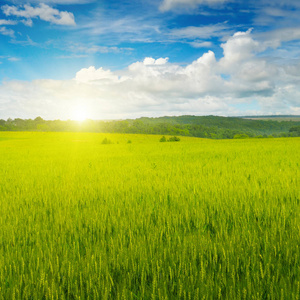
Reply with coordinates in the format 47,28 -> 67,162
1,0 -> 300,120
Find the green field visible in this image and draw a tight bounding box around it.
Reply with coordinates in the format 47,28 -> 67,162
0,132 -> 299,299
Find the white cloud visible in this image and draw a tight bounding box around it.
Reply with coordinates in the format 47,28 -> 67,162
75,66 -> 119,83
160,0 -> 229,11
263,7 -> 288,17
21,18 -> 33,26
143,57 -> 169,65
160,0 -> 300,13
8,57 -> 20,61
1,30 -> 300,119
10,35 -> 39,46
256,27 -> 300,49
189,41 -> 213,48
220,29 -> 263,71
253,1 -> 300,28
6,0 -> 95,4
0,19 -> 17,25
2,4 -> 76,26
0,26 -> 15,37
67,44 -> 134,54
170,24 -> 230,39
78,14 -> 162,44
256,0 -> 300,9
0,17 -> 32,27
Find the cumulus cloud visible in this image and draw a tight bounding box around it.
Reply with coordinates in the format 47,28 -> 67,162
160,0 -> 229,11
0,29 -> 300,120
220,29 -> 262,70
2,3 -> 76,26
143,57 -> 169,65
75,66 -> 119,83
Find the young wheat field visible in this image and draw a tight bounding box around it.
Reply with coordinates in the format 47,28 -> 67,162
0,132 -> 299,299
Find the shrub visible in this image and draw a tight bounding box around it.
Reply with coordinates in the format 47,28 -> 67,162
168,136 -> 180,142
101,137 -> 112,144
160,136 -> 167,142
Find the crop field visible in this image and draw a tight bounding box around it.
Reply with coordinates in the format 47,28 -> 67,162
0,132 -> 299,299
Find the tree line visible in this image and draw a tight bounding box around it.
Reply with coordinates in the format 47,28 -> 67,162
1,116 -> 300,139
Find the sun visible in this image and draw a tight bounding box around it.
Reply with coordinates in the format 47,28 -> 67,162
72,105 -> 89,121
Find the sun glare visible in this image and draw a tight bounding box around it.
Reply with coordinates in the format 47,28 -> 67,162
72,105 -> 89,121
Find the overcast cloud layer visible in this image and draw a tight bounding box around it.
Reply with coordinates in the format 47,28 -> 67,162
0,0 -> 300,119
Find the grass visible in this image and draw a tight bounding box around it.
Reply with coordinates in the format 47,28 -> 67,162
0,132 -> 299,299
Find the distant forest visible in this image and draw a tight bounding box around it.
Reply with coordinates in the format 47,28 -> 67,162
1,115 -> 300,139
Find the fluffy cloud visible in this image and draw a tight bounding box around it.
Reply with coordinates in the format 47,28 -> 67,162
1,30 -> 300,120
220,29 -> 262,71
75,66 -> 119,83
143,57 -> 169,65
160,0 -> 229,11
2,3 -> 76,26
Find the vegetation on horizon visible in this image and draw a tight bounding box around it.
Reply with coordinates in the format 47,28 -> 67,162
0,132 -> 299,299
1,115 -> 300,139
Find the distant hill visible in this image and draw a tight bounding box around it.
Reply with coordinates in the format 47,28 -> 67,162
129,115 -> 300,136
241,115 -> 300,121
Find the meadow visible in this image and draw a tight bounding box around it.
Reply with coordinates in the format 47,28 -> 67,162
0,132 -> 299,299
